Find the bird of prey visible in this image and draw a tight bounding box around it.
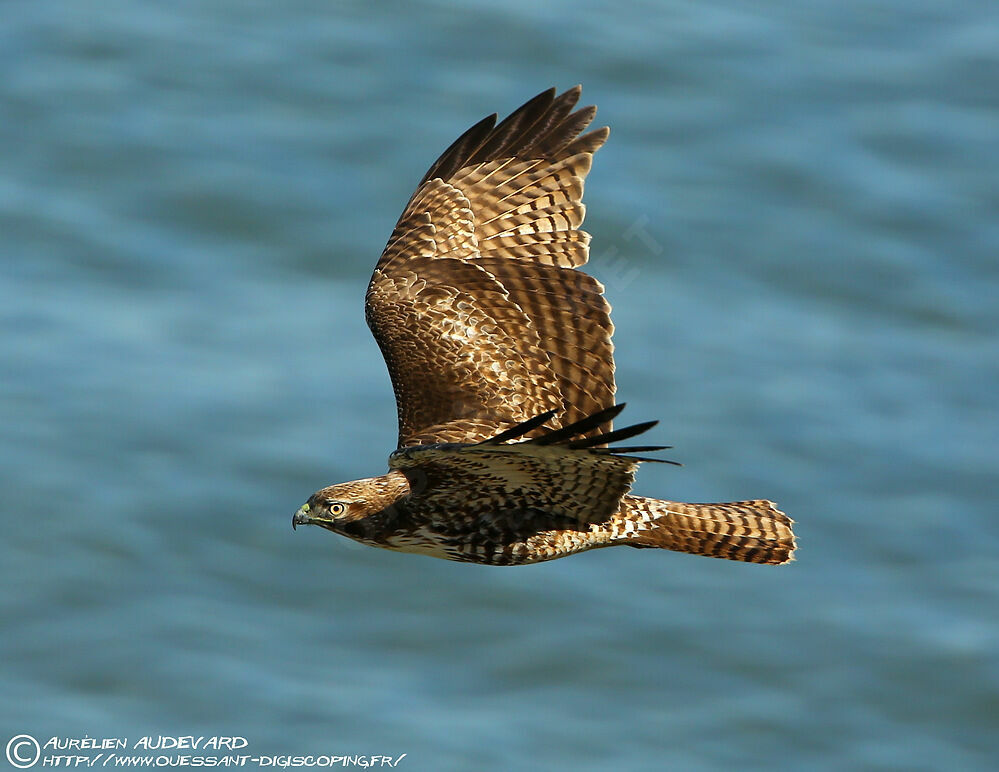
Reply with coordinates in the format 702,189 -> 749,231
292,86 -> 796,566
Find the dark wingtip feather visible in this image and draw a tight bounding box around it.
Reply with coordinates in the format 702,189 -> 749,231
465,88 -> 557,165
565,126 -> 610,156
422,85 -> 605,187
530,403 -> 626,446
481,409 -> 557,445
567,420 -> 659,449
488,404 -> 678,463
625,456 -> 683,466
591,448 -> 681,465
592,445 -> 672,453
419,112 -> 498,185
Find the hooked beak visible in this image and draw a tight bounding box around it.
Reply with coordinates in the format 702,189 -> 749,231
292,503 -> 313,530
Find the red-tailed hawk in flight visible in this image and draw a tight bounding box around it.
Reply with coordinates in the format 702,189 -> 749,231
292,86 -> 796,566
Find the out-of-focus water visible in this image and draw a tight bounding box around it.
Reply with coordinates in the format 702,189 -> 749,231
3,1 -> 997,769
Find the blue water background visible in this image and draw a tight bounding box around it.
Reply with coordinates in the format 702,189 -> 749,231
2,1 -> 998,769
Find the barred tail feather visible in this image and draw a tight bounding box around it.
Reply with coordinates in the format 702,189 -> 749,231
619,496 -> 796,565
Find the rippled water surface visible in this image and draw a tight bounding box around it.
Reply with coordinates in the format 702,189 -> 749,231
3,2 -> 998,769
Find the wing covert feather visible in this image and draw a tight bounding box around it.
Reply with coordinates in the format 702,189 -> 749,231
389,441 -> 639,528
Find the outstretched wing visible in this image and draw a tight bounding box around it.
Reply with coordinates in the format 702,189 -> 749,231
388,405 -> 673,528
365,86 -> 615,448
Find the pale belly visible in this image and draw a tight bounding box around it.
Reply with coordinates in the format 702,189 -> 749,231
377,521 -> 625,565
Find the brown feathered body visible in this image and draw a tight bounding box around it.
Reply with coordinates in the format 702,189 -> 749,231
293,87 -> 796,566
301,440 -> 794,566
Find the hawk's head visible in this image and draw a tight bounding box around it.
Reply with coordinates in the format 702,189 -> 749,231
292,472 -> 411,533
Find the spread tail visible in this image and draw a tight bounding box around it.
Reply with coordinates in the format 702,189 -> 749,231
619,496 -> 796,565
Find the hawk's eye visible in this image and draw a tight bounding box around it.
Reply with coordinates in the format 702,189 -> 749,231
328,502 -> 346,516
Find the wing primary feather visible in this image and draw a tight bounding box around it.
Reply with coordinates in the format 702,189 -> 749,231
529,105 -> 596,157
419,113 -> 498,185
590,445 -> 672,453
529,403 -> 627,446
516,86 -> 584,156
465,88 -> 557,165
607,455 -> 682,466
567,420 -> 659,449
480,409 -> 558,445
